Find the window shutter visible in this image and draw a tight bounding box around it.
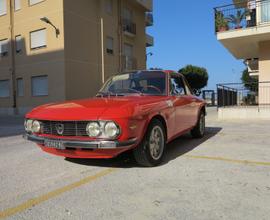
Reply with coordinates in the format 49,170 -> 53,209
106,37 -> 113,54
14,0 -> 20,11
0,0 -> 7,16
32,76 -> 48,96
0,39 -> 8,55
15,35 -> 23,53
29,0 -> 43,5
30,29 -> 46,49
0,80 -> 10,97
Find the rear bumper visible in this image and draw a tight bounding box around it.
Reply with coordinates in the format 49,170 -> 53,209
23,133 -> 137,150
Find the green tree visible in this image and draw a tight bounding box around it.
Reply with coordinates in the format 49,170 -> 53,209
179,65 -> 209,91
241,68 -> 258,91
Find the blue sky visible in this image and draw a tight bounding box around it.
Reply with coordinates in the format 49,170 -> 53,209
146,0 -> 245,90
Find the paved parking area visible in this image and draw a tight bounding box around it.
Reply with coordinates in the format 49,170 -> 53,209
0,108 -> 270,220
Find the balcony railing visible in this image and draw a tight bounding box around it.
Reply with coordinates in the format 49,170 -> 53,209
122,56 -> 137,70
146,34 -> 154,47
145,12 -> 153,26
214,0 -> 270,33
217,81 -> 270,108
123,19 -> 136,36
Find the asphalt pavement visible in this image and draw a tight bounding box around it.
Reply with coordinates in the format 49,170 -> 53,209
0,108 -> 270,220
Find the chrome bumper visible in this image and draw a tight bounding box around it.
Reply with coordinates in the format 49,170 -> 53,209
23,133 -> 137,149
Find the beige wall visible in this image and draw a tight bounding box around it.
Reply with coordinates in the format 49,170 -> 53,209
64,0 -> 148,100
64,0 -> 103,100
0,0 -> 12,108
0,0 -> 150,113
0,0 -> 66,110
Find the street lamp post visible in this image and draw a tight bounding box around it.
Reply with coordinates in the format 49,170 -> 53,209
40,17 -> 60,38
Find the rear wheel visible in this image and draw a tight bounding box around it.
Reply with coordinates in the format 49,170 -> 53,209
191,111 -> 205,138
133,119 -> 166,167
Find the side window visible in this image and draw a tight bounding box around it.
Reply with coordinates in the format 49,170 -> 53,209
170,75 -> 186,96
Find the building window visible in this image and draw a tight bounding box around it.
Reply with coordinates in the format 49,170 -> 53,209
106,37 -> 114,54
123,8 -> 132,21
14,0 -> 21,11
32,75 -> 48,96
15,35 -> 22,53
29,0 -> 44,6
17,78 -> 23,97
105,0 -> 113,14
0,0 -> 7,16
0,39 -> 8,57
0,80 -> 10,98
124,43 -> 133,57
30,29 -> 46,50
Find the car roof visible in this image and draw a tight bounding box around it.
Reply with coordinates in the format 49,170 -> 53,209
117,70 -> 183,76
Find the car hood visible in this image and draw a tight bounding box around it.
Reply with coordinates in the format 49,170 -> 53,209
26,96 -> 167,121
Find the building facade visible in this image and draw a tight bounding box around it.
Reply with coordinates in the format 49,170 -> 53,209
215,0 -> 270,105
0,0 -> 153,114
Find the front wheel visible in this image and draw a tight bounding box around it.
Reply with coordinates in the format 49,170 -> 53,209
191,111 -> 205,138
133,119 -> 166,167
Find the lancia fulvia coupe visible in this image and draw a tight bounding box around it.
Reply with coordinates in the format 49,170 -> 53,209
24,70 -> 206,166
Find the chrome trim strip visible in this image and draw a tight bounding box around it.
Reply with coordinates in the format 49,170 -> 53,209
23,134 -> 137,149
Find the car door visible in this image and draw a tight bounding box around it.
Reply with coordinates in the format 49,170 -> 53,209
169,73 -> 193,136
182,77 -> 200,127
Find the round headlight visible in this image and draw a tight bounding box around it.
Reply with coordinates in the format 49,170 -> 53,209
86,122 -> 101,137
25,119 -> 33,132
104,122 -> 119,138
32,120 -> 41,133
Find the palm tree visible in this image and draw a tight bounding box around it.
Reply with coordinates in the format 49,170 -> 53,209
226,10 -> 247,29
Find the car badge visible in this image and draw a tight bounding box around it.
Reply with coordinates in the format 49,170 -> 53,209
55,123 -> 64,135
166,100 -> 173,107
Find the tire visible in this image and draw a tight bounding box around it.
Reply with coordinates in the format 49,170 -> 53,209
191,111 -> 205,138
133,119 -> 166,167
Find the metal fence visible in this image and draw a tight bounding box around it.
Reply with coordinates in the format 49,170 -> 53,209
217,82 -> 270,108
214,0 -> 270,33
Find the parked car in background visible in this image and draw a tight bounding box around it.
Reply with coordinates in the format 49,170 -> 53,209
24,70 -> 206,167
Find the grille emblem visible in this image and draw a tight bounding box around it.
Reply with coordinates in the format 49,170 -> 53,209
55,123 -> 64,135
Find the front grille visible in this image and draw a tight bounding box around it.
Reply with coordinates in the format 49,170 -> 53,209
41,121 -> 89,137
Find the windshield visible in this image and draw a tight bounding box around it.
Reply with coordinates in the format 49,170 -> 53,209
99,71 -> 166,96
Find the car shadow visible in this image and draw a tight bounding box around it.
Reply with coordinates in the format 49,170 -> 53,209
162,127 -> 222,165
66,126 -> 222,168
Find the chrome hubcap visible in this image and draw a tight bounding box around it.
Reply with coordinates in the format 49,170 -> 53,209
149,126 -> 164,160
199,114 -> 205,135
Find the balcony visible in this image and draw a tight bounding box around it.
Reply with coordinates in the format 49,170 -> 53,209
214,0 -> 270,59
136,0 -> 153,12
145,12 -> 153,26
122,56 -> 137,71
146,34 -> 154,47
123,19 -> 136,37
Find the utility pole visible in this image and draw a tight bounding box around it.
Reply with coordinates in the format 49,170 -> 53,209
9,0 -> 17,114
100,17 -> 105,84
118,0 -> 123,72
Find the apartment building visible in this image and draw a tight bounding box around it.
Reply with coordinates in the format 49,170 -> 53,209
215,0 -> 270,105
0,0 -> 154,114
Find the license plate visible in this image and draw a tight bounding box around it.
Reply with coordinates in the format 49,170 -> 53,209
44,139 -> 65,150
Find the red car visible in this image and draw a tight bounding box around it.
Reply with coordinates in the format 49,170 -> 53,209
24,70 -> 206,167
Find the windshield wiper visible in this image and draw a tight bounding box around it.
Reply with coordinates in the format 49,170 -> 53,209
96,91 -> 124,97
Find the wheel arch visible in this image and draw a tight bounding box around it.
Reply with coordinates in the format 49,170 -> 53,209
148,114 -> 168,141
